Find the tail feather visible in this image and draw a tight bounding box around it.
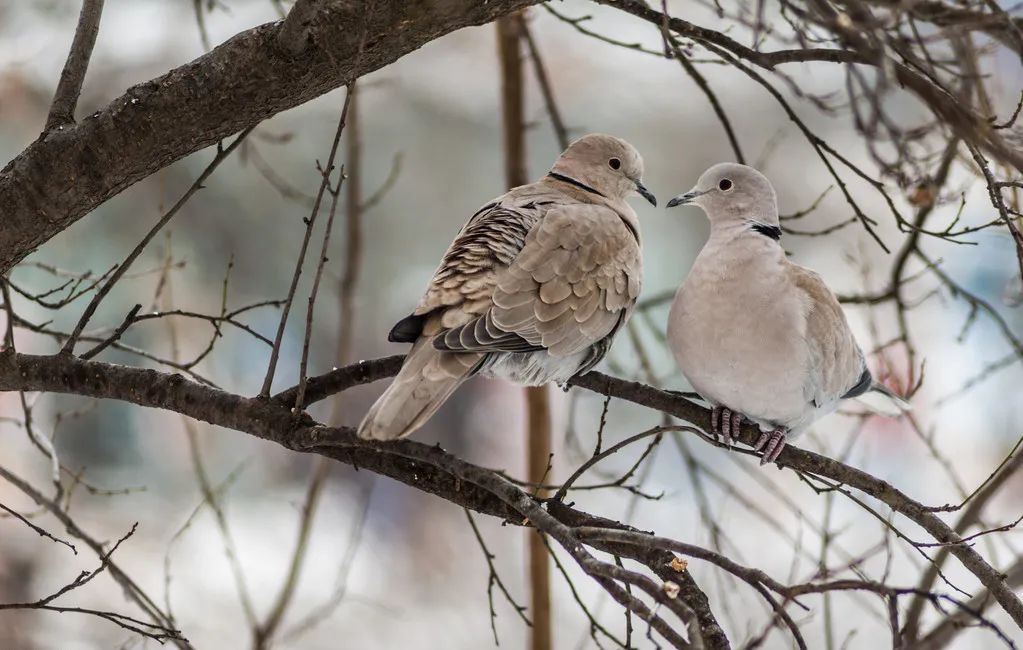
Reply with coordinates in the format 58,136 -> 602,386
853,381 -> 911,417
357,341 -> 480,440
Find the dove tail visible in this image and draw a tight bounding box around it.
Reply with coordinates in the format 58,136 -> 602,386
853,381 -> 912,417
357,341 -> 479,441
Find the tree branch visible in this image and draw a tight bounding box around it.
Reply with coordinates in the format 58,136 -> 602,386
277,0 -> 326,56
0,0 -> 542,274
598,0 -> 1023,173
3,351 -> 1021,636
0,350 -> 729,646
45,0 -> 105,131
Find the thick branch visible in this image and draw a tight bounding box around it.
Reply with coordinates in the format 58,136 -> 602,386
277,0 -> 325,56
3,351 -> 1021,633
0,0 -> 540,273
279,357 -> 1023,630
45,0 -> 105,131
0,349 -> 728,646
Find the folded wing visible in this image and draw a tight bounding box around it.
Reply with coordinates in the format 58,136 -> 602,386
435,204 -> 642,363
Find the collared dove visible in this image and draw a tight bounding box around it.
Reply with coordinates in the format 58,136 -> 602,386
665,163 -> 909,465
358,134 -> 654,440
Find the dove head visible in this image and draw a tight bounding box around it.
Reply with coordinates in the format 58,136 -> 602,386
550,134 -> 656,206
667,163 -> 779,230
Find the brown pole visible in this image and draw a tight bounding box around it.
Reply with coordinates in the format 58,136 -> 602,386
496,12 -> 552,650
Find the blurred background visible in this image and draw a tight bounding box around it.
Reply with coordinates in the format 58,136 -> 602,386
1,1 -> 1022,648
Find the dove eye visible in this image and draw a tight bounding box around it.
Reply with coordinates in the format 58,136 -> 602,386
719,179 -> 733,191
608,158 -> 622,170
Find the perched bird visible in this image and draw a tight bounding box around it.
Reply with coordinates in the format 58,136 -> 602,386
358,134 -> 654,440
665,163 -> 908,465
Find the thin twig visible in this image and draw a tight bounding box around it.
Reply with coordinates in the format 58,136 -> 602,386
62,127 -> 254,355
260,86 -> 352,399
292,86 -> 355,411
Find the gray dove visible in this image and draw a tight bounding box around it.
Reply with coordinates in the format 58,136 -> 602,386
666,163 -> 908,465
358,134 -> 654,440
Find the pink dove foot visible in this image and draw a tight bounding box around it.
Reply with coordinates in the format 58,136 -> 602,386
754,426 -> 787,466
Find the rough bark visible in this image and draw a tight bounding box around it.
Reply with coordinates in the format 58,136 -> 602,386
0,0 -> 540,273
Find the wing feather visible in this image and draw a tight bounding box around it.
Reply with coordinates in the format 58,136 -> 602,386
409,200 -> 640,366
480,204 -> 641,358
790,265 -> 867,407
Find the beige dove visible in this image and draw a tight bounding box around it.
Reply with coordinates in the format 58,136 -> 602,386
666,163 -> 908,465
358,134 -> 654,440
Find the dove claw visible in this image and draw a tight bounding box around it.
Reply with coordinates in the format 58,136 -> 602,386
757,427 -> 787,466
710,406 -> 744,448
720,407 -> 733,447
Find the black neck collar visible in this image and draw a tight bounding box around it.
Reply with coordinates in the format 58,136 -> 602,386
548,172 -> 605,198
750,222 -> 781,241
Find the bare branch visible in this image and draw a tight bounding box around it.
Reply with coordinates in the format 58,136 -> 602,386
45,0 -> 105,131
61,128 -> 253,355
284,86 -> 354,406
278,0 -> 325,56
0,0 -> 543,275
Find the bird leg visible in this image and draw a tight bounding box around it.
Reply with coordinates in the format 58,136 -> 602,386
711,406 -> 743,447
754,426 -> 787,466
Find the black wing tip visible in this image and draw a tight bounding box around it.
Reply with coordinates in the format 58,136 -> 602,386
388,313 -> 426,343
842,366 -> 873,399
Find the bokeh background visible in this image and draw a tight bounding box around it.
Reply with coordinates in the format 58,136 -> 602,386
1,1 -> 1022,648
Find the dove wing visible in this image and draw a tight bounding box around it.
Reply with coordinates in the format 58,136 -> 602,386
435,203 -> 642,360
789,264 -> 869,408
387,201 -> 541,345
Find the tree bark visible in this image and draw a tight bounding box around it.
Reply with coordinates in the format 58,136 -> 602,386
0,0 -> 540,274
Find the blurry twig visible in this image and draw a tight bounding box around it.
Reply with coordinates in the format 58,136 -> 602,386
522,18 -> 570,149
62,127 -> 254,355
465,510 -> 532,644
158,242 -> 258,629
253,459 -> 331,649
279,478 -> 376,644
260,87 -> 353,400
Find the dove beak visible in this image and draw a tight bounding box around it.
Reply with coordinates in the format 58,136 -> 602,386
634,179 -> 657,206
666,188 -> 708,209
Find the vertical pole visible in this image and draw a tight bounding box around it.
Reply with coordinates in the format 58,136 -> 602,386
496,12 -> 552,650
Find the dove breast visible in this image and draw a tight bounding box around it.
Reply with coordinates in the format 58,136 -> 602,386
668,236 -> 816,433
